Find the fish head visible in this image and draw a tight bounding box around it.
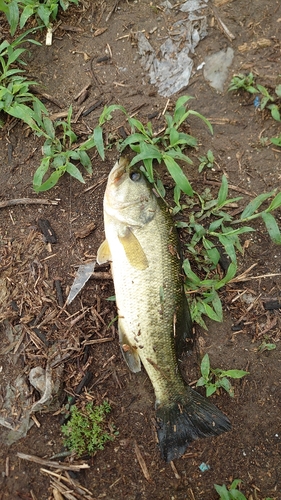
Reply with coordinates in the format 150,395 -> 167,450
104,157 -> 157,227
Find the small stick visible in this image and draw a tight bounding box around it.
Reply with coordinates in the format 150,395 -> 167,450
134,442 -> 152,483
83,337 -> 114,345
74,83 -> 91,101
17,453 -> 90,470
170,460 -> 180,479
0,198 -> 59,208
83,177 -> 107,193
29,87 -> 63,108
162,98 -> 170,115
41,468 -> 93,495
30,491 -> 38,500
106,0 -> 120,22
203,179 -> 254,197
211,5 -> 235,41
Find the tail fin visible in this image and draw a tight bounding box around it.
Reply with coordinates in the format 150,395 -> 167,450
156,388 -> 231,462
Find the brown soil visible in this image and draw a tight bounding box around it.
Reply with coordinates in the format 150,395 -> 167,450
1,1 -> 281,499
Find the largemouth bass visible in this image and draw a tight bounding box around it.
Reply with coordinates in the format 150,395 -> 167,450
97,158 -> 231,462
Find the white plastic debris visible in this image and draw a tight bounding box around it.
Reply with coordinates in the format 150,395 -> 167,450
137,1 -> 208,97
66,261 -> 96,305
203,47 -> 234,91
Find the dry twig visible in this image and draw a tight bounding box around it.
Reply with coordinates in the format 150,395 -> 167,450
17,452 -> 90,471
134,442 -> 152,483
0,198 -> 59,208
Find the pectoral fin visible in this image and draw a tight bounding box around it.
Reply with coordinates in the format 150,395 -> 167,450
118,228 -> 148,270
97,239 -> 111,264
118,319 -> 141,373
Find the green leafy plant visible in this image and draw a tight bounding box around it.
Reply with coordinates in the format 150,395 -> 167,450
197,354 -> 249,397
61,401 -> 117,457
198,149 -> 215,173
0,28 -> 47,127
33,104 -> 126,191
214,479 -> 247,500
228,73 -> 257,94
214,480 -> 275,500
0,0 -> 79,35
257,341 -> 276,353
182,176 -> 281,327
119,95 -> 213,205
229,74 -> 281,125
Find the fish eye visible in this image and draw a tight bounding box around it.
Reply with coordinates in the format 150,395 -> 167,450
130,171 -> 141,182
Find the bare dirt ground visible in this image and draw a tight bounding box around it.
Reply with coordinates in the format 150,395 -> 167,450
1,0 -> 281,499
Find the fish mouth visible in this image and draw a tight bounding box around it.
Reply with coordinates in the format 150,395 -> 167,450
110,157 -> 130,184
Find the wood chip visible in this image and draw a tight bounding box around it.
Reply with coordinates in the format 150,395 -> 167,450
93,27 -> 107,37
74,222 -> 96,239
238,38 -> 272,52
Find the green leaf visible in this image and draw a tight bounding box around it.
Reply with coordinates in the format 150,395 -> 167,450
196,376 -> 207,387
20,5 -> 34,29
209,218 -> 224,231
219,377 -> 232,395
130,143 -> 162,164
229,490 -> 247,500
128,117 -> 151,137
174,95 -> 194,113
183,260 -> 201,286
210,291 -> 223,321
43,116 -> 56,139
169,127 -> 179,146
268,104 -> 281,122
5,0 -> 19,35
7,103 -> 36,128
187,109 -> 213,134
93,126 -> 104,160
215,261 -> 237,289
65,162 -> 85,183
33,157 -> 50,190
35,169 -> 64,191
214,484 -> 230,500
119,133 -> 149,150
202,302 -> 222,322
275,84 -> 281,97
206,384 -> 217,397
98,104 -> 127,125
77,150 -> 92,172
142,158 -> 154,182
163,155 -> 193,196
270,136 -> 281,147
165,147 -> 193,164
261,212 -> 281,244
217,175 -> 228,206
217,235 -> 237,263
222,370 -> 249,379
203,238 -> 220,265
37,4 -> 51,26
177,132 -> 197,147
240,191 -> 275,219
200,353 -> 210,379
267,191 -> 281,211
